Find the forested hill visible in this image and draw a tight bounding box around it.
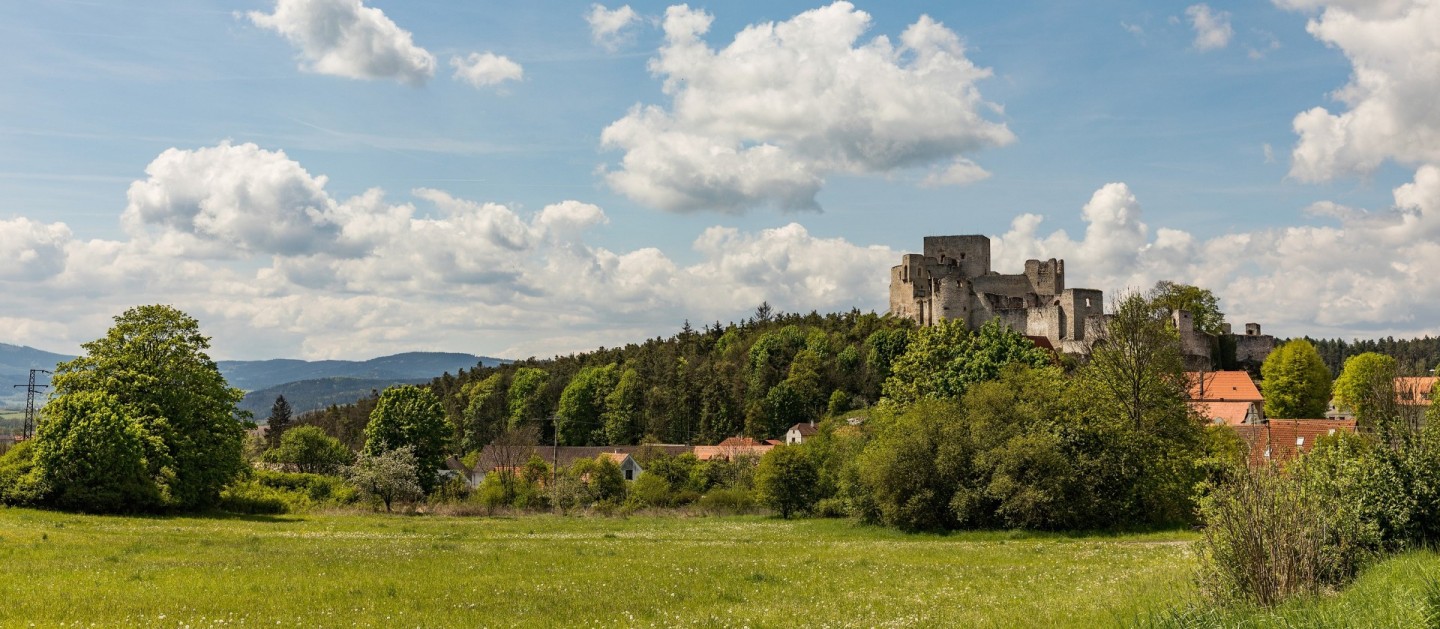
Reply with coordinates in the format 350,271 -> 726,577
299,308 -> 914,452
218,352 -> 504,392
1305,336 -> 1440,377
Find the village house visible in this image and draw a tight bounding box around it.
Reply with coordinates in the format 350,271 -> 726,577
470,444 -> 691,484
1187,370 -> 1265,426
785,421 -> 818,444
1231,419 -> 1358,466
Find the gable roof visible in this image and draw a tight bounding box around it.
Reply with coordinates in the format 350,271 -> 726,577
1188,371 -> 1263,403
692,443 -> 774,461
717,436 -> 765,447
1190,400 -> 1259,426
1227,419 -> 1357,467
1396,377 -> 1438,405
787,423 -> 819,437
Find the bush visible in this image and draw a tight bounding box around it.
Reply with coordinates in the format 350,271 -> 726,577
814,497 -> 848,518
219,470 -> 357,514
0,440 -> 42,506
1195,465 -> 1373,607
697,488 -> 757,515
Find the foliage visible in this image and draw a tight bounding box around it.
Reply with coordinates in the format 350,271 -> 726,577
346,446 -> 423,512
30,391 -> 160,512
1260,339 -> 1332,419
506,367 -> 550,430
0,440 -> 40,505
1150,280 -> 1226,336
219,470 -> 357,514
696,487 -> 758,514
1332,352 -> 1398,426
854,399 -> 967,531
556,364 -> 618,445
262,425 -> 353,474
1194,465 -> 1368,607
1306,335 -> 1440,379
362,385 -> 450,491
35,304 -> 246,511
755,445 -> 819,518
264,395 -> 293,450
882,319 -> 1051,407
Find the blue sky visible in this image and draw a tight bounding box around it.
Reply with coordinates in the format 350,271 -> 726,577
3,0 -> 1439,360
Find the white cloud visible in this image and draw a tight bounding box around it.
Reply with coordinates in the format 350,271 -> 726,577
1,142 -> 903,360
248,0 -> 436,86
1278,0 -> 1440,181
449,52 -> 523,88
601,2 -> 1014,213
587,4 -> 642,51
1186,4 -> 1234,51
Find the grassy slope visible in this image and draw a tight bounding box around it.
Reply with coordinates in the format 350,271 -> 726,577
0,508 -> 1195,628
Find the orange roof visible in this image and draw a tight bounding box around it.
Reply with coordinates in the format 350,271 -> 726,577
600,452 -> 631,464
693,444 -> 774,461
1188,371 -> 1263,403
1190,400 -> 1259,426
1227,419 -> 1357,467
1396,377 -> 1438,405
717,436 -> 765,447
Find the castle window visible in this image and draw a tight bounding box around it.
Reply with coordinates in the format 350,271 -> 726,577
959,253 -> 966,260
1085,298 -> 1092,307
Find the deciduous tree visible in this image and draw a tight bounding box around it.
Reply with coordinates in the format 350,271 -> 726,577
263,425 -> 353,474
38,304 -> 246,511
1150,280 -> 1226,336
1260,340 -> 1332,419
363,385 -> 450,491
347,446 -> 423,513
755,445 -> 818,519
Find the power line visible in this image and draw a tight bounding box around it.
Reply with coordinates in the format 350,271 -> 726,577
12,369 -> 51,441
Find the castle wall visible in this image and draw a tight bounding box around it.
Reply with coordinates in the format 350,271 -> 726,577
970,274 -> 1035,299
1060,289 -> 1103,341
1233,334 -> 1277,366
923,235 -> 990,278
1024,259 -> 1065,296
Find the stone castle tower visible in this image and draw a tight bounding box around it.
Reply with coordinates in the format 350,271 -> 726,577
888,235 -> 1105,354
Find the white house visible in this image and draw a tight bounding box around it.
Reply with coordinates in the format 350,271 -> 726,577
785,421 -> 818,445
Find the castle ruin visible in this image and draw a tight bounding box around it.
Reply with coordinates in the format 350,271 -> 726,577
888,235 -> 1105,355
889,234 -> 1277,369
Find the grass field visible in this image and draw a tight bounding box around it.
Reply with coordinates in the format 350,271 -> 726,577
0,508 -> 1196,627
3,507 -> 1436,628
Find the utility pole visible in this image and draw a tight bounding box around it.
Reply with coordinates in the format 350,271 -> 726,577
13,369 -> 51,441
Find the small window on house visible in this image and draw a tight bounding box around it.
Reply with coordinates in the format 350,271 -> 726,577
1296,437 -> 1305,446
1328,429 -> 1336,435
625,469 -> 634,481
1263,448 -> 1271,458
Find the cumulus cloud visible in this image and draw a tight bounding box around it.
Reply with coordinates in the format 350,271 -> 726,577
1186,4 -> 1234,50
248,0 -> 436,85
587,4 -> 642,51
601,2 -> 1014,214
1278,0 -> 1440,181
450,52 -> 523,88
2,142 -> 900,360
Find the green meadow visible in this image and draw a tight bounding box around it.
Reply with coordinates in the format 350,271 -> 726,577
1,507 -> 1436,627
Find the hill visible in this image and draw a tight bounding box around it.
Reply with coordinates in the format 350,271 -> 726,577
216,351 -> 502,392
238,376 -> 429,419
0,343 -> 73,408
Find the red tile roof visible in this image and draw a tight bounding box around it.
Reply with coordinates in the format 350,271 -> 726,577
1396,377 -> 1438,405
693,444 -> 774,461
1188,371 -> 1263,403
1226,419 -> 1357,467
1191,400 -> 1259,426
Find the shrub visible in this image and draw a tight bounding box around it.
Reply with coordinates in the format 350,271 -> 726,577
1194,465 -> 1372,607
219,470 -> 357,514
0,440 -> 42,506
698,488 -> 757,515
814,497 -> 848,518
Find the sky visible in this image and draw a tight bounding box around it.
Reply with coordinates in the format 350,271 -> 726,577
3,0 -> 1439,361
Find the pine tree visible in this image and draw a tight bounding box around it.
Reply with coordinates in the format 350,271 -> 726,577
265,395 -> 294,450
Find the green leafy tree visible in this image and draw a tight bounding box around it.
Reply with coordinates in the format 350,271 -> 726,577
1332,353 -> 1398,427
362,385 -> 450,491
755,445 -> 819,519
31,391 -> 160,511
347,446 -> 423,513
264,395 -> 294,450
459,373 -> 507,452
556,364 -> 618,445
1260,339 -> 1333,419
506,367 -> 550,430
1150,280 -> 1226,336
603,368 -> 643,444
883,319 -> 1050,407
854,399 -> 967,531
263,425 -> 353,474
40,304 -> 246,511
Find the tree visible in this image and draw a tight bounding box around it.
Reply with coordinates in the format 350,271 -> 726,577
38,304 -> 246,511
556,364 -> 618,445
1261,340 -> 1332,419
1333,353 -> 1398,427
755,445 -> 818,519
347,446 -> 423,513
882,319 -> 1051,407
602,368 -> 643,444
31,391 -> 159,511
1083,292 -> 1189,430
1150,280 -> 1226,336
506,367 -> 550,430
263,425 -> 353,474
362,385 -> 450,491
264,395 -> 294,450
459,373 -> 507,453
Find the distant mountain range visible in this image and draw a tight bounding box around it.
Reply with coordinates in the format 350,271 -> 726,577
0,343 -> 505,417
